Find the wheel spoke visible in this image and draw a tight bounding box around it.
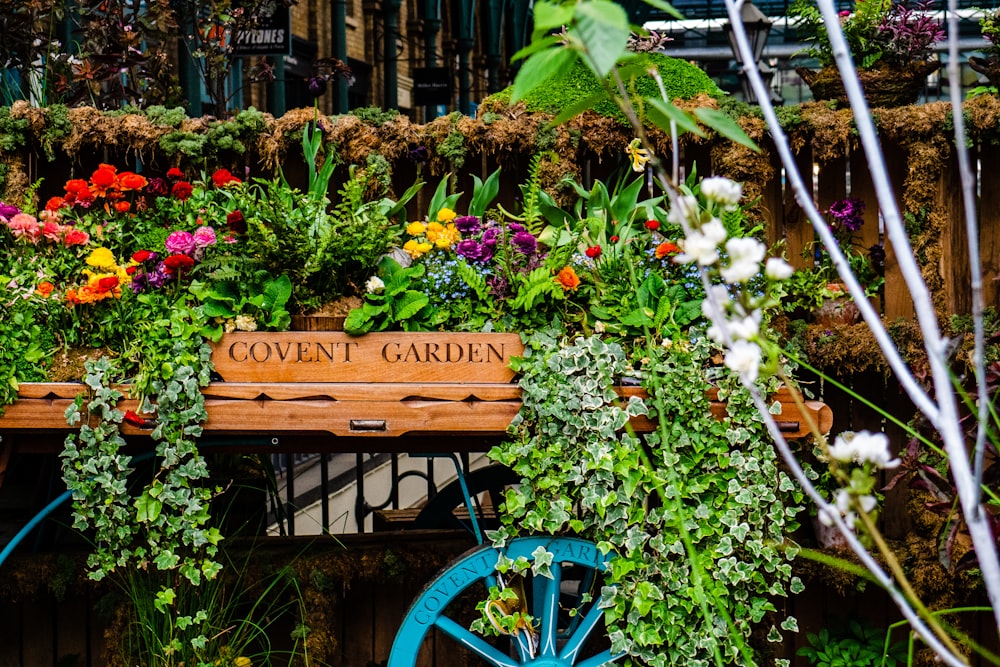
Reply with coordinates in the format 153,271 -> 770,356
435,616 -> 521,667
537,561 -> 563,657
575,648 -> 626,667
558,596 -> 605,663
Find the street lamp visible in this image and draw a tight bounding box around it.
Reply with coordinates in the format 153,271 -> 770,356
723,2 -> 776,104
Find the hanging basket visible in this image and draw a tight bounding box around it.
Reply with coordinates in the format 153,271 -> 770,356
796,61 -> 941,108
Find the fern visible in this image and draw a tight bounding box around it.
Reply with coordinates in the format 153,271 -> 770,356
456,260 -> 490,300
519,153 -> 548,237
510,267 -> 561,312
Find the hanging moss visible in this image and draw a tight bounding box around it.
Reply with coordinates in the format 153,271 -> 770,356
481,53 -> 724,124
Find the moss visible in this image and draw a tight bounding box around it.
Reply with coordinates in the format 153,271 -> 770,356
436,112 -> 467,172
351,106 -> 400,126
40,104 -> 72,161
0,105 -> 28,153
482,53 -> 723,124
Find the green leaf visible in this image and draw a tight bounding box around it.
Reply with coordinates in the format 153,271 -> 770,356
512,48 -> 579,104
550,91 -> 610,125
575,0 -> 629,79
647,99 -> 706,139
533,1 -> 575,33
393,290 -> 431,320
510,33 -> 563,64
264,274 -> 292,309
470,168 -> 501,219
694,107 -> 759,151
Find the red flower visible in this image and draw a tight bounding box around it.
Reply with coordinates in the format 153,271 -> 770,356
97,276 -> 120,291
212,168 -> 241,188
171,181 -> 193,201
90,165 -> 118,194
645,220 -> 660,230
132,249 -> 152,263
125,265 -> 137,275
63,229 -> 90,246
114,201 -> 131,213
45,196 -> 66,211
163,253 -> 195,274
118,171 -> 148,191
64,179 -> 94,205
226,210 -> 247,234
609,235 -> 619,243
585,246 -> 602,259
166,167 -> 184,180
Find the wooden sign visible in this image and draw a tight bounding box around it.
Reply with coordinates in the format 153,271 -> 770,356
210,332 -> 523,384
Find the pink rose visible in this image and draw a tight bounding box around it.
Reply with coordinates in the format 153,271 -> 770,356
192,225 -> 217,249
164,230 -> 196,255
8,213 -> 40,243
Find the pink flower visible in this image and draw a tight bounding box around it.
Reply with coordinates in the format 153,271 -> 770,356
164,230 -> 196,255
8,213 -> 40,243
192,225 -> 217,249
41,221 -> 63,242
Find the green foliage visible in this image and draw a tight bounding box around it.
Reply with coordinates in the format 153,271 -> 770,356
489,333 -> 804,665
0,298 -> 51,413
142,105 -> 190,128
0,106 -> 28,153
191,273 -> 293,339
351,106 -> 400,126
798,619 -> 907,667
436,112 -> 467,172
344,257 -> 438,334
490,52 -> 724,123
41,104 -> 73,161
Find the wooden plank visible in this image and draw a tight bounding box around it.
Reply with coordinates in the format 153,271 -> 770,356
340,579 -> 376,667
786,145 -> 815,270
21,596 -> 54,667
211,333 -> 522,384
0,600 -> 22,666
938,148 -> 971,315
201,382 -> 524,402
881,138 -> 914,320
762,143 -> 785,250
55,595 -> 89,665
979,143 -> 1000,309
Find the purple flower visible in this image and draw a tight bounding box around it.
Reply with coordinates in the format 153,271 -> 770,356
0,201 -> 21,220
192,226 -> 217,249
308,76 -> 328,98
454,215 -> 481,234
508,223 -> 526,234
455,239 -> 487,263
511,230 -> 538,256
165,230 -> 196,255
481,227 -> 500,247
407,144 -> 429,166
146,177 -> 169,197
869,243 -> 886,275
828,198 -> 865,233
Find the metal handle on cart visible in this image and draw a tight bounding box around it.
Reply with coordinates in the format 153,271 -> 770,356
350,419 -> 387,432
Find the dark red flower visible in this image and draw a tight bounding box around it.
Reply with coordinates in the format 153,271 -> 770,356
146,177 -> 169,197
171,181 -> 193,201
226,210 -> 247,234
166,167 -> 184,181
645,220 -> 660,230
585,246 -> 602,259
609,235 -> 619,243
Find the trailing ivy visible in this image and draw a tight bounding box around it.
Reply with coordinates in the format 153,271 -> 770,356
489,332 -> 804,666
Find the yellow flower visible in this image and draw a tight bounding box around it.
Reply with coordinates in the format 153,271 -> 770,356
86,247 -> 117,270
234,657 -> 251,667
434,223 -> 461,249
437,207 -> 456,223
626,138 -> 650,172
425,221 -> 445,243
406,221 -> 427,236
403,238 -> 433,259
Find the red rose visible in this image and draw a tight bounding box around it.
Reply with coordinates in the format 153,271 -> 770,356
166,167 -> 184,180
171,181 -> 193,201
585,246 -> 601,259
645,220 -> 660,230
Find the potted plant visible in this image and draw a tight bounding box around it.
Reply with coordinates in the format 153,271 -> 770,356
790,0 -> 945,107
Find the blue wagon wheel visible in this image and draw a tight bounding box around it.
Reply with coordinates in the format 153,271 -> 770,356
388,536 -> 624,667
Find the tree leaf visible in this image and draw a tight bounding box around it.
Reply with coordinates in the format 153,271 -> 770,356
550,91 -> 609,125
642,0 -> 685,20
647,98 -> 706,139
532,1 -> 576,34
575,0 -> 629,79
694,107 -> 759,151
512,47 -> 579,104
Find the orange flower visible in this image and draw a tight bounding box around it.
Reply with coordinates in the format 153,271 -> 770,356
118,171 -> 147,191
45,196 -> 66,211
114,201 -> 131,213
63,179 -> 94,205
90,165 -> 118,193
555,266 -> 581,292
655,241 -> 680,259
36,281 -> 54,298
64,288 -> 81,305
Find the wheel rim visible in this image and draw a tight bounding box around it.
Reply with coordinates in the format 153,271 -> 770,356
388,536 -> 623,667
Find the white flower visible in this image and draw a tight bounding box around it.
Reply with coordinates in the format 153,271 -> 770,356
699,176 -> 743,209
728,312 -> 761,341
234,314 -> 258,332
765,257 -> 794,280
720,237 -> 766,284
666,195 -> 700,226
676,217 -> 727,266
724,339 -> 761,383
594,320 -> 606,334
365,275 -> 385,293
827,430 -> 899,469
